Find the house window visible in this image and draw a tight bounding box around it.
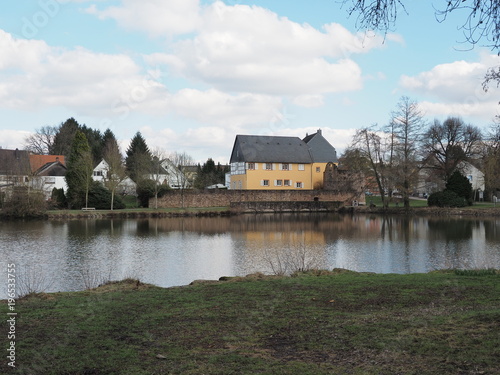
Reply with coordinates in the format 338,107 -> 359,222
281,163 -> 289,171
298,164 -> 305,171
265,163 -> 273,170
262,179 -> 270,187
94,171 -> 103,177
296,182 -> 303,188
316,167 -> 321,173
275,180 -> 283,186
247,162 -> 255,170
284,179 -> 291,186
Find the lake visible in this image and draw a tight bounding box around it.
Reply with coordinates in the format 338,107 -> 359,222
1,213 -> 499,298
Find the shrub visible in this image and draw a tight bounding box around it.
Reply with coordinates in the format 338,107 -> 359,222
136,179 -> 170,208
446,170 -> 473,205
50,187 -> 67,209
1,186 -> 47,218
427,190 -> 467,207
87,182 -> 125,209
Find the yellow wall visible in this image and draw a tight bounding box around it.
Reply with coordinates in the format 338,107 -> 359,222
230,162 -> 339,190
231,162 -> 313,190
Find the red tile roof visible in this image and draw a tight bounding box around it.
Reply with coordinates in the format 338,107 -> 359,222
29,155 -> 65,173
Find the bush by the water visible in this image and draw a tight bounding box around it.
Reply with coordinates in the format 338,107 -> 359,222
87,182 -> 125,209
0,186 -> 47,218
50,187 -> 67,209
427,190 -> 467,207
445,170 -> 473,205
136,179 -> 170,207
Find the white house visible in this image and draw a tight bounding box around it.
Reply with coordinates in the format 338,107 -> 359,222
93,160 -> 136,195
152,159 -> 191,189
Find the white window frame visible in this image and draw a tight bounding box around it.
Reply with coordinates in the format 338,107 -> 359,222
296,182 -> 303,188
265,163 -> 273,170
262,179 -> 270,187
298,164 -> 305,171
247,162 -> 256,170
284,179 -> 291,187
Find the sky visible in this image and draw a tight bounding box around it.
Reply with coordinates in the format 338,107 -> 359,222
1,0 -> 500,163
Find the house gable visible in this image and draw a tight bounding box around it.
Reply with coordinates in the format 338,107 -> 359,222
35,161 -> 67,177
303,129 -> 338,163
29,155 -> 66,173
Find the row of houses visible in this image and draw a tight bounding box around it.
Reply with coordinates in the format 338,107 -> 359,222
1,128 -> 486,203
0,148 -> 194,200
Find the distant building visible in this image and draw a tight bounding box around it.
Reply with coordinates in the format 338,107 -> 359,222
0,149 -> 68,199
229,129 -> 338,190
93,160 -> 136,195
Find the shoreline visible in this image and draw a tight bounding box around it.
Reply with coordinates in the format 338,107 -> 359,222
2,204 -> 500,220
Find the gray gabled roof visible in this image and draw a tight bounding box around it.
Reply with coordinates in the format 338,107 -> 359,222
0,149 -> 31,176
230,135 -> 313,164
303,130 -> 338,163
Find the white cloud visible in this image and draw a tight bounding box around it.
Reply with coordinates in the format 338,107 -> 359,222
292,95 -> 325,108
84,0 -> 201,37
399,53 -> 500,121
0,129 -> 31,150
145,1 -> 392,96
166,88 -> 282,127
0,30 -> 166,116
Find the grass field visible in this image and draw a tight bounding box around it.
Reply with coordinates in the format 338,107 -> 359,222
367,194 -> 499,209
2,270 -> 499,374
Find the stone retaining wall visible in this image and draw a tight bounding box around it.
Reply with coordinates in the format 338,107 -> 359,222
154,189 -> 364,209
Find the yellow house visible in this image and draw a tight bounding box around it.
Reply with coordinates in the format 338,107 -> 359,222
229,129 -> 338,190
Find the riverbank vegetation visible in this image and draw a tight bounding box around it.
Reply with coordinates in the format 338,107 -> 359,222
2,270 -> 498,374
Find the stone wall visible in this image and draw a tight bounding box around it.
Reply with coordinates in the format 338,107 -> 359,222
230,200 -> 343,213
155,189 -> 365,209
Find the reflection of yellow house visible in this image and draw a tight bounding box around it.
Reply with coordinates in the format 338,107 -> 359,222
229,129 -> 338,190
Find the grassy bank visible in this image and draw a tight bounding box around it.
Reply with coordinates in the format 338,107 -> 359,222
2,270 -> 499,374
44,206 -> 232,219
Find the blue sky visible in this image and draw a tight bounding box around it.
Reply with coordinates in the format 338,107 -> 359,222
1,0 -> 499,162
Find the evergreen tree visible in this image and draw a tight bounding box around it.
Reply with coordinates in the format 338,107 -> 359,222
445,170 -> 473,205
50,118 -> 104,165
194,158 -> 229,188
65,131 -> 93,208
125,132 -> 152,183
50,118 -> 80,157
80,125 -> 103,165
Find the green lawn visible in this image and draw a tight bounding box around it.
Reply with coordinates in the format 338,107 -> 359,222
365,194 -> 429,208
365,194 -> 499,209
3,271 -> 499,375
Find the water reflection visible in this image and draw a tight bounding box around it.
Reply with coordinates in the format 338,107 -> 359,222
1,213 -> 499,298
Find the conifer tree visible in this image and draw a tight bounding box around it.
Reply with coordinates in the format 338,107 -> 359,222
125,132 -> 152,183
65,130 -> 93,208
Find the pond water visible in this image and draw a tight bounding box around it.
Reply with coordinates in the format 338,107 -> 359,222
1,213 -> 499,298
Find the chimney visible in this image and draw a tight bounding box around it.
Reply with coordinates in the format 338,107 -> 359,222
317,129 -> 322,135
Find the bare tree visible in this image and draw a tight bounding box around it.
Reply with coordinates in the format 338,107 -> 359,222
102,140 -> 126,211
340,1 -> 500,51
482,122 -> 500,198
422,117 -> 483,184
150,148 -> 169,210
24,126 -> 57,155
351,126 -> 393,208
388,96 -> 424,209
168,151 -> 195,208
